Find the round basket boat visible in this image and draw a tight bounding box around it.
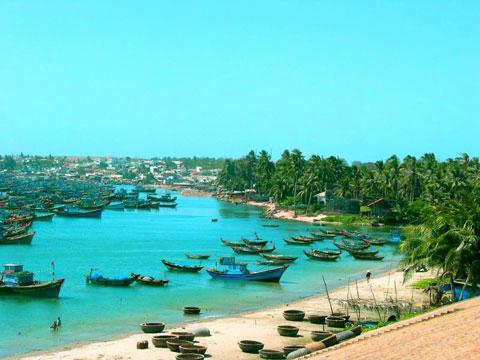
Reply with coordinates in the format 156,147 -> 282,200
283,345 -> 305,355
277,325 -> 299,337
140,322 -> 165,333
238,340 -> 264,354
183,306 -> 201,315
166,339 -> 194,352
175,354 -> 205,360
331,312 -> 350,321
325,316 -> 347,328
179,344 -> 207,355
282,310 -> 305,322
152,334 -> 178,348
311,330 -> 333,341
308,314 -> 327,324
171,331 -> 195,341
259,349 -> 286,359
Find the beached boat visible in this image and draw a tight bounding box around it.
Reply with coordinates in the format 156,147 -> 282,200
33,212 -> 55,221
86,270 -> 135,286
304,249 -> 341,261
0,231 -> 35,245
131,273 -> 169,287
162,260 -> 203,273
206,257 -> 288,282
185,254 -> 210,260
0,264 -> 64,298
56,207 -> 102,218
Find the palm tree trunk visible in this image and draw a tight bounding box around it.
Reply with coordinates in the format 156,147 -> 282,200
458,274 -> 471,301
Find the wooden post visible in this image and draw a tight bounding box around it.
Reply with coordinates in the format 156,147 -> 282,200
322,275 -> 334,315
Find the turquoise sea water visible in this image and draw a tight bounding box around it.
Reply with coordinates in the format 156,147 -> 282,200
0,192 -> 400,358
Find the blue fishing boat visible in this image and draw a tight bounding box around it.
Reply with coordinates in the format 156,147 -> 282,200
206,257 -> 288,282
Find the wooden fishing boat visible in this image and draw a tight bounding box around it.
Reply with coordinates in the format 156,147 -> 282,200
56,208 -> 102,218
351,253 -> 384,261
292,235 -> 315,242
33,212 -> 55,221
0,264 -> 64,298
262,224 -> 279,228
221,239 -> 244,248
368,237 -> 389,245
158,202 -> 177,208
162,260 -> 203,273
347,248 -> 379,256
260,253 -> 298,262
131,273 -> 169,286
86,271 -> 135,286
256,259 -> 293,265
0,231 -> 35,245
284,238 -> 313,245
244,243 -> 276,253
310,232 -> 336,239
159,194 -> 177,202
242,238 -> 268,247
106,202 -> 125,211
304,249 -> 341,261
232,246 -> 260,255
206,257 -> 288,282
333,238 -> 370,251
185,254 -> 210,260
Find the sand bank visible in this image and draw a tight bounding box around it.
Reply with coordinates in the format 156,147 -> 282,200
18,271 -> 431,360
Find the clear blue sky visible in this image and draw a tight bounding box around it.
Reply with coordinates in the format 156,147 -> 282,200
1,1 -> 478,162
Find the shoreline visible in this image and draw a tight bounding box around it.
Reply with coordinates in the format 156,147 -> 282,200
16,270 -> 431,360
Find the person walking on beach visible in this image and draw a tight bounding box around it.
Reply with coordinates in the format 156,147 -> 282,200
366,270 -> 372,284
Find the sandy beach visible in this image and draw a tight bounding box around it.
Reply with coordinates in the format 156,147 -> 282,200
17,270 -> 431,360
247,201 -> 337,225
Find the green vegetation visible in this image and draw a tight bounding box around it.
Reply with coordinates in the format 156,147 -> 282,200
322,214 -> 369,224
411,278 -> 441,289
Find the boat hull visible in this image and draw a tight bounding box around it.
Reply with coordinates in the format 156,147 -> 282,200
56,209 -> 102,218
0,232 -> 35,245
206,266 -> 288,282
0,279 -> 64,298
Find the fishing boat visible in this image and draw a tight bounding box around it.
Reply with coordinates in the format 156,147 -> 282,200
351,253 -> 384,261
256,258 -> 294,265
310,232 -> 336,239
262,224 -> 279,228
244,243 -> 276,253
0,231 -> 35,245
86,270 -> 135,286
232,246 -> 260,255
185,254 -> 210,260
347,248 -> 379,256
292,235 -> 316,242
56,207 -> 102,218
206,257 -> 288,282
260,253 -> 298,262
284,238 -> 313,245
368,237 -> 389,245
333,238 -> 370,251
159,194 -> 177,202
221,239 -> 244,248
106,202 -> 125,211
304,249 -> 341,261
0,264 -> 64,298
158,202 -> 177,208
131,273 -> 169,287
242,238 -> 268,247
33,212 -> 55,221
161,260 -> 203,273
